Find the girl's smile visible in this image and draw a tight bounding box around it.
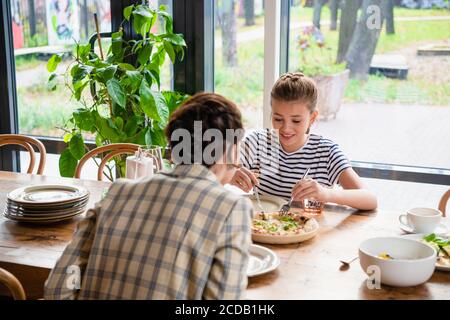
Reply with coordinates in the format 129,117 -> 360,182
271,98 -> 318,153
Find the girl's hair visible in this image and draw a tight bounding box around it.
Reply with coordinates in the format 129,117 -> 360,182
271,72 -> 318,113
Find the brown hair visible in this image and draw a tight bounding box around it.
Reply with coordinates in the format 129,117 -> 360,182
271,72 -> 318,113
165,92 -> 243,168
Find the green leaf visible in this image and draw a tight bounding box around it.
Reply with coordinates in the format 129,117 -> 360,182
69,133 -> 85,160
134,5 -> 153,19
133,15 -> 146,37
163,41 -> 175,63
47,73 -> 58,91
126,70 -> 143,92
73,109 -> 95,132
152,91 -> 169,128
63,133 -> 73,143
130,128 -> 147,145
138,43 -> 153,66
98,65 -> 117,82
95,133 -> 104,147
76,44 -> 91,61
150,125 -> 167,147
73,80 -> 89,101
47,54 -> 62,72
124,5 -> 134,21
139,79 -> 159,121
139,80 -> 170,126
95,113 -> 120,142
424,234 -> 437,242
124,115 -> 144,137
59,148 -> 78,178
118,63 -> 135,71
159,10 -> 173,33
163,91 -> 190,115
153,47 -> 166,67
175,45 -> 185,62
111,31 -> 123,56
148,69 -> 160,90
161,33 -> 186,47
71,64 -> 92,84
114,116 -> 124,131
106,78 -> 126,108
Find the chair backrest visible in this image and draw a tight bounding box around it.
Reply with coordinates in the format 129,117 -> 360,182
438,188 -> 450,217
0,134 -> 47,174
0,267 -> 26,300
75,143 -> 140,181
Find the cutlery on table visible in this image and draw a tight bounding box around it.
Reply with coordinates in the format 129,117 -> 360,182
254,185 -> 265,213
339,256 -> 359,270
279,167 -> 310,215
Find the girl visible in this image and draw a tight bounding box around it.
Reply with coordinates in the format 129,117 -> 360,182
231,72 -> 377,211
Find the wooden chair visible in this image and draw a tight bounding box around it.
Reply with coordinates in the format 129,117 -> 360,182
75,143 -> 140,181
0,134 -> 46,174
0,267 -> 26,300
438,188 -> 450,217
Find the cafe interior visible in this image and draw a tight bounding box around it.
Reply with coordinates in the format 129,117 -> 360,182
0,0 -> 449,300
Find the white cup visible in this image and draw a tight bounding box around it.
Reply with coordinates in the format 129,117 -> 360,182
399,207 -> 443,233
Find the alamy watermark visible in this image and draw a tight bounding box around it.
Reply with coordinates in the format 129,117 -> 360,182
66,265 -> 81,290
366,5 -> 383,30
366,265 -> 381,290
170,122 -> 280,172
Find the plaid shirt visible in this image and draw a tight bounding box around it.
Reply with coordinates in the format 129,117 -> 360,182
44,164 -> 252,300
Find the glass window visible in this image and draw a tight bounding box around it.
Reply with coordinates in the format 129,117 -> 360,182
214,0 -> 265,129
11,0 -> 112,138
287,1 -> 450,170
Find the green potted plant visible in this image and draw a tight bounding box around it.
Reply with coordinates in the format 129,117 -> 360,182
47,3 -> 188,179
297,26 -> 349,120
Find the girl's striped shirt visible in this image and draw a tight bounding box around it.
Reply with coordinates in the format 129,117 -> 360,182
240,129 -> 351,200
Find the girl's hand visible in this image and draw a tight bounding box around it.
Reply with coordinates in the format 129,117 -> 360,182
230,167 -> 259,192
292,179 -> 330,203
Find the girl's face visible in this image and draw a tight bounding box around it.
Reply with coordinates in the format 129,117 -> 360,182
271,99 -> 318,152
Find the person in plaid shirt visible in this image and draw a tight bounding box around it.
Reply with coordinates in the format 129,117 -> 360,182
44,93 -> 253,299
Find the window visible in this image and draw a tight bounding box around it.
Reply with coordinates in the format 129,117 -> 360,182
287,2 -> 450,171
214,0 -> 265,129
11,0 -> 112,138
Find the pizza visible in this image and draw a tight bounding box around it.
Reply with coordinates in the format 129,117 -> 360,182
252,211 -> 316,236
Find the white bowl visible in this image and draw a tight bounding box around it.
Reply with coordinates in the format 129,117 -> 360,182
359,237 -> 436,287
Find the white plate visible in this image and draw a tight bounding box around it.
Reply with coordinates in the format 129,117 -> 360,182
3,208 -> 84,221
245,194 -> 286,213
252,217 -> 320,245
7,185 -> 89,205
401,234 -> 450,272
399,222 -> 449,236
247,244 -> 280,277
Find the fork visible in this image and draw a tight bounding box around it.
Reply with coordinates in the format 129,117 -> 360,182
253,185 -> 265,212
279,167 -> 310,215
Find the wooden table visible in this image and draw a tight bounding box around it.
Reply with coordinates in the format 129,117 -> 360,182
247,206 -> 450,300
0,171 -> 110,299
0,171 -> 449,299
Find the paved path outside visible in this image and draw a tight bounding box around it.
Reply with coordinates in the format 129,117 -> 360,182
314,102 -> 450,169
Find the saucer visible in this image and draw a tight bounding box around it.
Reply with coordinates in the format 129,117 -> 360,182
399,222 -> 450,236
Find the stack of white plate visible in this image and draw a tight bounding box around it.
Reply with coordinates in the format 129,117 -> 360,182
3,185 -> 89,224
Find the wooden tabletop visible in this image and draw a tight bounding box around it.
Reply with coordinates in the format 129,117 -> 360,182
247,206 -> 450,300
0,171 -> 110,298
0,171 -> 449,299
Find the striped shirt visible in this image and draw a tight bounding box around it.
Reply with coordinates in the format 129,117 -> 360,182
241,129 -> 351,200
44,164 -> 252,300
